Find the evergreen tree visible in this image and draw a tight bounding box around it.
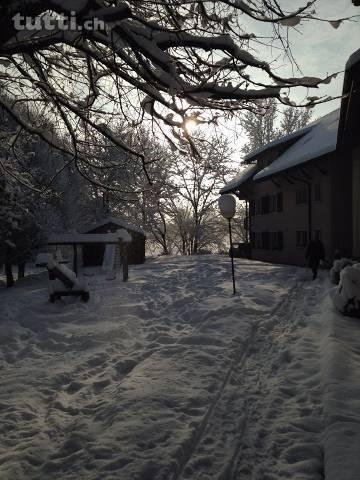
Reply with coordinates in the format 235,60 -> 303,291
0,164 -> 44,287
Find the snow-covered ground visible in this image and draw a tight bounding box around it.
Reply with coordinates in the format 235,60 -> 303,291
0,255 -> 359,480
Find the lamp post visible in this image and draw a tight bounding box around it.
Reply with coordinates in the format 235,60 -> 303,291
218,194 -> 236,295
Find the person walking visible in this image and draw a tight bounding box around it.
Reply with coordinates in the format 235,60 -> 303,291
306,238 -> 325,280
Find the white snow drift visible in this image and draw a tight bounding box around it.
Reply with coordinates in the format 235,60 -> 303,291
0,256 -> 359,480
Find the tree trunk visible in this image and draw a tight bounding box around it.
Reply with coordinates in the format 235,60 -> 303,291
161,234 -> 169,255
18,263 -> 26,279
5,264 -> 14,288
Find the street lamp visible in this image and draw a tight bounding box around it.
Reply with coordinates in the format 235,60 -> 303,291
218,194 -> 236,295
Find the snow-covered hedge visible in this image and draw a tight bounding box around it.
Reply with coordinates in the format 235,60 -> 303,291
330,257 -> 353,284
330,264 -> 360,317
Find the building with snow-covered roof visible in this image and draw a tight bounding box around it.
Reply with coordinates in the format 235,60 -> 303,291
81,217 -> 146,267
221,49 -> 360,266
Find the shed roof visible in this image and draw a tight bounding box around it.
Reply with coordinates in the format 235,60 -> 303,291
83,216 -> 145,235
254,108 -> 339,181
48,233 -> 121,245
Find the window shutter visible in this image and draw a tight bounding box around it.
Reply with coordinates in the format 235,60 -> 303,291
277,231 -> 284,250
277,192 -> 283,212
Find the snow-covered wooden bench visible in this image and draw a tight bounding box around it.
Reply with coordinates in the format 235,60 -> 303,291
47,259 -> 89,303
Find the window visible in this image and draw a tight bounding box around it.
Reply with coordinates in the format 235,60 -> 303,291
269,195 -> 277,213
253,231 -> 283,250
261,196 -> 270,215
252,232 -> 262,249
271,231 -> 284,250
296,230 -> 308,247
262,232 -> 270,250
255,232 -> 262,248
314,184 -> 321,201
296,188 -> 308,204
252,193 -> 283,216
271,232 -> 277,250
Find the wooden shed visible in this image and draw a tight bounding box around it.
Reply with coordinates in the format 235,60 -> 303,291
82,217 -> 146,267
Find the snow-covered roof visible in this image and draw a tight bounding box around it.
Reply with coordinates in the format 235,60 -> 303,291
48,233 -> 130,244
83,216 -> 145,235
220,164 -> 258,194
346,48 -> 360,70
254,109 -> 340,181
243,125 -> 312,163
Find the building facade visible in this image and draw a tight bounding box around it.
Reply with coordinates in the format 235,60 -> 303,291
250,155 -> 332,266
222,49 -> 360,267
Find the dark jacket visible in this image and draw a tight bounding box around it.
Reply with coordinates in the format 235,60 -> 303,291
306,240 -> 325,266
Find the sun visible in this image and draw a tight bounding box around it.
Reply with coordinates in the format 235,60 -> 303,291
184,118 -> 198,133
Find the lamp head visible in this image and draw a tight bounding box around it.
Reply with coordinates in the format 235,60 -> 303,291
218,194 -> 236,219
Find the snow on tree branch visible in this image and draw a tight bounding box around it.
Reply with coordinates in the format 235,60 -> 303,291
0,1 -> 356,173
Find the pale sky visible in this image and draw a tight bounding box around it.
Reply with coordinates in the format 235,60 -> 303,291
210,0 -> 360,163
274,0 -> 360,117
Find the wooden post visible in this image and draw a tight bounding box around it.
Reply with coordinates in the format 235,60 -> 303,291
120,240 -> 129,282
228,218 -> 236,295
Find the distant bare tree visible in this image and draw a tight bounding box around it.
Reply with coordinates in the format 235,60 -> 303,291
241,99 -> 312,160
170,134 -> 232,254
280,107 -> 313,136
240,99 -> 280,156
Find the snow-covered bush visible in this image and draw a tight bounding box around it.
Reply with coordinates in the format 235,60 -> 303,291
330,257 -> 353,284
330,264 -> 360,317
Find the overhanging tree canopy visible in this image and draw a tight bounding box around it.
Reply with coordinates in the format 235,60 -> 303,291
0,0 -> 358,182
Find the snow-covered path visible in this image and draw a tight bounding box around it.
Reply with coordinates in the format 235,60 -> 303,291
0,256 -> 339,479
